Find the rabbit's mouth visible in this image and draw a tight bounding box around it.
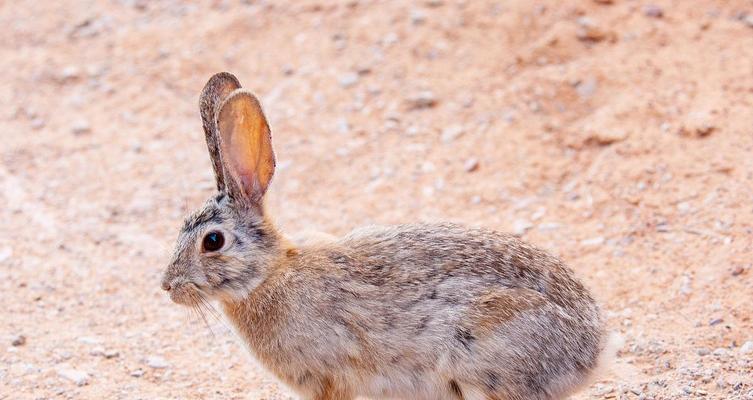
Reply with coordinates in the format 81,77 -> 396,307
163,280 -> 207,307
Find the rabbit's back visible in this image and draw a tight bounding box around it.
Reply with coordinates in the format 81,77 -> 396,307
277,223 -> 604,400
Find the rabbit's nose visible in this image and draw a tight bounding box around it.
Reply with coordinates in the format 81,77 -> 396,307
161,280 -> 172,292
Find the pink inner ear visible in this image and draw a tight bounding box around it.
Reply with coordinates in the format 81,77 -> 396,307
217,90 -> 275,203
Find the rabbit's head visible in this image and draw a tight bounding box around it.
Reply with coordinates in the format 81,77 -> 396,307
161,73 -> 280,306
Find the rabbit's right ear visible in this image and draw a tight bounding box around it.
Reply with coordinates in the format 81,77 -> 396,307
199,72 -> 241,192
216,90 -> 276,206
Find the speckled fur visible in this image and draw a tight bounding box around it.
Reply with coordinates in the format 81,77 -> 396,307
162,73 -> 606,400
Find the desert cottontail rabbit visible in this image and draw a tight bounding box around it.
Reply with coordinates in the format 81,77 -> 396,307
161,72 -> 609,400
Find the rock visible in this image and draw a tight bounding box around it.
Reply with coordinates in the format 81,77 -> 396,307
740,341 -> 753,354
57,367 -> 89,386
697,348 -> 710,356
441,125 -> 464,142
512,219 -> 533,236
338,72 -> 359,88
643,4 -> 664,18
463,158 -> 479,173
405,91 -> 437,110
731,265 -> 745,276
130,368 -> 144,377
146,355 -> 169,369
11,334 -> 26,346
71,120 -> 91,135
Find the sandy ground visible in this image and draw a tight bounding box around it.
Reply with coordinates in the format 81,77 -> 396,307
2,0 -> 753,399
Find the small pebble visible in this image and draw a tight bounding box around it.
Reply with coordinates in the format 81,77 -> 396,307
130,368 -> 144,377
581,236 -> 605,246
575,77 -> 598,98
576,17 -> 611,42
744,15 -> 753,28
697,348 -> 710,356
712,347 -> 727,357
463,158 -> 479,173
104,349 -> 120,359
11,335 -> 26,346
57,367 -> 89,386
405,91 -> 437,110
678,112 -> 716,137
740,341 -> 753,354
71,120 -> 91,135
410,9 -> 427,25
146,355 -> 169,369
643,4 -> 664,18
78,336 -> 102,345
30,117 -> 46,130
60,66 -> 80,82
0,246 -> 11,263
338,72 -> 359,88
512,219 -> 533,236
441,125 -> 464,142
708,317 -> 723,326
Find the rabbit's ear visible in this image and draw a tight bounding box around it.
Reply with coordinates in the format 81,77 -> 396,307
216,90 -> 276,205
199,72 -> 241,192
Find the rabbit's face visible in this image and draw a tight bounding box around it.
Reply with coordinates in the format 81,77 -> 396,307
161,194 -> 280,306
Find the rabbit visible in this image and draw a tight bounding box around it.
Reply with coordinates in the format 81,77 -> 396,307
161,72 -> 609,400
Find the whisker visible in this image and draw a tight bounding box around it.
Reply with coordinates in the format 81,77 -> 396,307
199,296 -> 230,333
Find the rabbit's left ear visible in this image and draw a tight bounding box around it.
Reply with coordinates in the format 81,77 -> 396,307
199,72 -> 241,192
216,89 -> 276,205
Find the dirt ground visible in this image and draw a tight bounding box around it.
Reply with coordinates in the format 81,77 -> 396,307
2,0 -> 752,399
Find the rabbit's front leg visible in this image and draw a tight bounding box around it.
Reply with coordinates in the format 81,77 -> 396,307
309,378 -> 353,400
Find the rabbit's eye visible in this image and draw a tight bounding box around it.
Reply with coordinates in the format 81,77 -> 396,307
202,231 -> 225,252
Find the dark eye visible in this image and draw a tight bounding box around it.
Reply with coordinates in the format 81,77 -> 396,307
202,231 -> 225,252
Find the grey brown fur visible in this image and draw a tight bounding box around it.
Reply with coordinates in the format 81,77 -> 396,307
162,72 -> 607,400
